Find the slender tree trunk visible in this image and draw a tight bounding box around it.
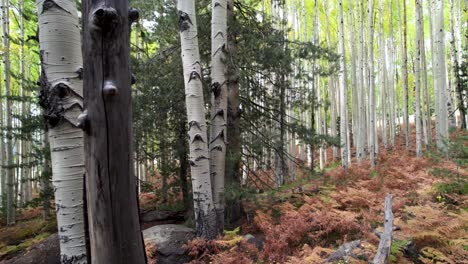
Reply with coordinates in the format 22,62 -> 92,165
402,0 -> 410,149
388,0 -> 396,147
434,0 -> 449,150
338,0 -> 348,170
418,0 -> 432,144
450,0 -> 466,129
210,0 -> 228,234
348,0 -> 358,152
177,0 -> 218,238
415,0 -> 423,156
82,0 -> 147,261
225,0 -> 241,188
357,1 -> 366,163
368,0 -> 376,167
2,0 -> 15,226
177,118 -> 190,211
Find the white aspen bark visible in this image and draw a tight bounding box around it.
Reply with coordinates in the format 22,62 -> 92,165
368,0 -> 376,167
357,1 -> 366,163
338,0 -> 348,169
388,0 -> 396,147
210,0 -> 227,234
415,0 -> 423,157
348,0 -> 358,151
428,0 -> 438,133
2,0 -> 15,226
379,0 -> 388,149
324,0 -> 338,161
434,0 -> 449,150
402,0 -> 410,150
418,0 -> 431,145
37,0 -> 87,261
178,0 -> 218,238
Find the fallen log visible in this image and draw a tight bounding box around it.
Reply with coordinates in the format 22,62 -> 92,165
373,194 -> 394,264
324,240 -> 361,263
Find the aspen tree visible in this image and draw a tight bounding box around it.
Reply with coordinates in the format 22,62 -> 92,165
418,0 -> 432,144
402,0 -> 410,149
415,0 -> 423,156
357,1 -> 366,163
338,0 -> 348,169
368,0 -> 376,167
177,0 -> 219,238
2,0 -> 15,226
434,0 -> 449,150
37,0 -> 87,260
210,0 -> 228,234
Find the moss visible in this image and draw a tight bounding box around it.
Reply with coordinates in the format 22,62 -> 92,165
0,232 -> 51,259
433,182 -> 467,196
369,170 -> 378,179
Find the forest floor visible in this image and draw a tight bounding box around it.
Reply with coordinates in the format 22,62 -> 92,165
0,130 -> 466,264
184,130 -> 467,264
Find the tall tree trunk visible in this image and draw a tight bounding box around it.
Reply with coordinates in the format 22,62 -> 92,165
210,0 -> 228,234
450,0 -> 466,129
379,0 -> 388,149
324,0 -> 337,161
434,0 -> 449,150
388,0 -> 396,147
177,0 -> 218,238
415,0 -> 423,156
37,0 -> 88,261
402,0 -> 410,149
357,1 -> 367,163
225,0 -> 242,226
368,0 -> 376,167
225,0 -> 241,189
338,0 -> 348,170
2,0 -> 15,226
418,0 -> 432,144
82,0 -> 147,261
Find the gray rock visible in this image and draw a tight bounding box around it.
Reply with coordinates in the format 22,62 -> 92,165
243,234 -> 264,250
143,224 -> 195,264
141,210 -> 172,222
4,234 -> 60,264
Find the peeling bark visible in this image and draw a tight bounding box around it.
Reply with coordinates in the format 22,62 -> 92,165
37,0 -> 87,261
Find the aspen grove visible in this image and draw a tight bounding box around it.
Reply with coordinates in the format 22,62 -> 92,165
0,0 -> 466,263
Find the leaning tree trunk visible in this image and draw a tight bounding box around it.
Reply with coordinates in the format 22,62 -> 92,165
210,0 -> 228,234
82,0 -> 147,262
177,0 -> 218,239
338,0 -> 348,170
37,0 -> 87,261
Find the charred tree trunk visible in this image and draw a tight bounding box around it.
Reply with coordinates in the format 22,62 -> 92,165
82,1 -> 146,262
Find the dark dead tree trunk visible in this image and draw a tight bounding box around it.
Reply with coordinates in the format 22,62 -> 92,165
82,1 -> 146,262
